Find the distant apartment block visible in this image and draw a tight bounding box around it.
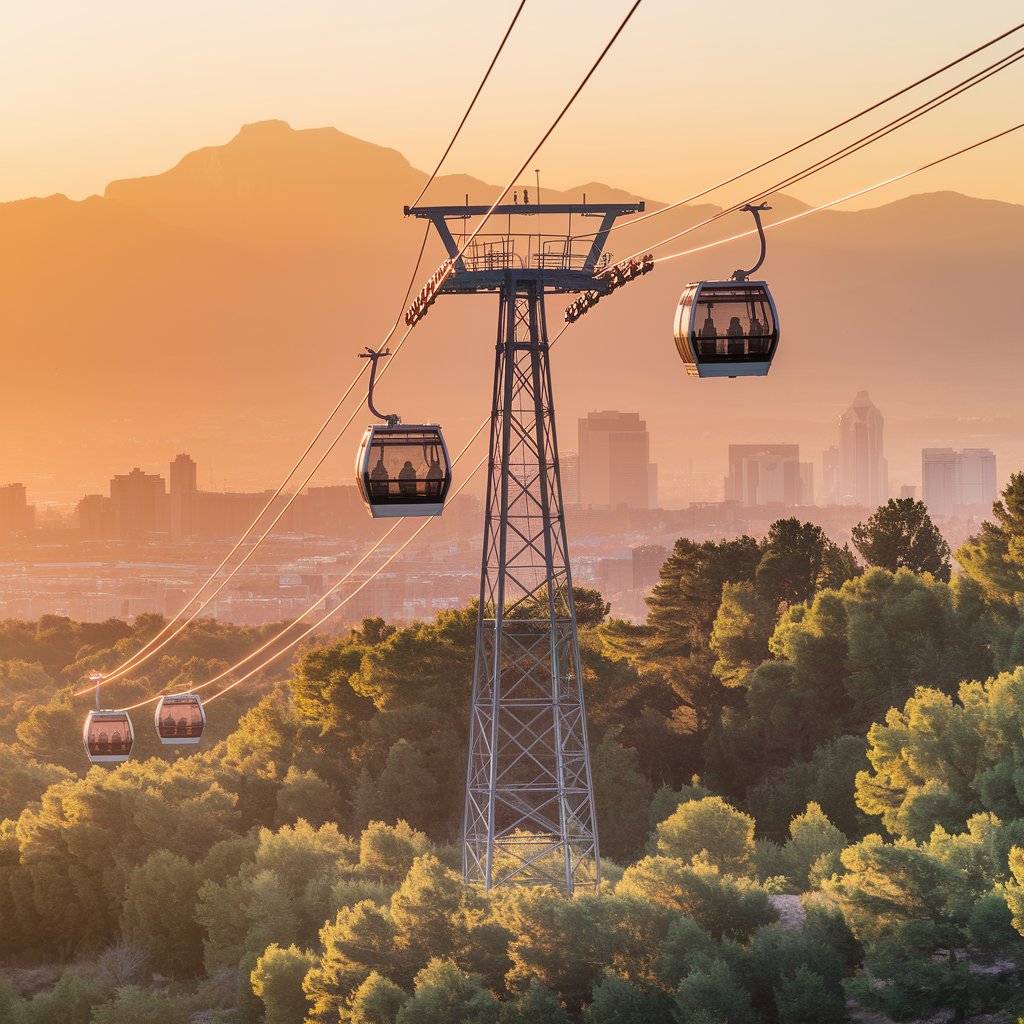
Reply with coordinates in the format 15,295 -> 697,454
922,447 -> 997,517
838,391 -> 887,507
632,544 -> 668,591
110,468 -> 167,538
560,451 -> 581,506
578,411 -> 657,509
822,446 -> 840,505
725,444 -> 812,506
0,483 -> 35,537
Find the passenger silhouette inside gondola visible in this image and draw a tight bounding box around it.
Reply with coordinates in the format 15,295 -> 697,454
748,314 -> 765,353
698,303 -> 718,356
425,449 -> 444,498
369,450 -> 390,498
398,460 -> 418,497
727,315 -> 745,356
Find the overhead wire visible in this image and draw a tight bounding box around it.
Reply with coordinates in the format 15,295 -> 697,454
80,2 -> 534,695
407,0 -> 527,210
612,40 -> 1024,266
102,0 -> 646,706
575,18 -> 1024,241
114,114 -> 1024,711
653,121 -> 1024,267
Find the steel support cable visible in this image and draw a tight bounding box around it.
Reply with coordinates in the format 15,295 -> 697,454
613,45 -> 1024,268
114,411 -> 492,712
416,0 -> 644,292
201,319 -> 576,706
76,222 -> 431,696
407,0 -> 527,210
143,118 -> 1024,710
91,1 -> 641,702
574,18 -> 1024,241
651,121 -> 1024,266
85,1 -> 631,696
117,317 -> 575,712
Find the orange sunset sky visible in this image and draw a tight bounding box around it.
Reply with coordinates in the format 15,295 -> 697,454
3,1 -> 1023,209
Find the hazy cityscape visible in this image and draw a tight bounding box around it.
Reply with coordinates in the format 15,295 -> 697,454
0,392 -> 999,626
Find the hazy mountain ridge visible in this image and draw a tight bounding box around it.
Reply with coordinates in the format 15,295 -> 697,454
1,119 -> 1022,502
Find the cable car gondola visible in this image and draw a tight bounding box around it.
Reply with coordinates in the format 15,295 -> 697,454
82,672 -> 134,765
83,710 -> 134,764
355,347 -> 452,518
673,203 -> 780,378
155,692 -> 206,744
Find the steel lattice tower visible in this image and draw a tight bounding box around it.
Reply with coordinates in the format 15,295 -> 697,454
404,199 -> 642,894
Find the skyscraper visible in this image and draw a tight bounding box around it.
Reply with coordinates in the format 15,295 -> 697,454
959,449 -> 997,507
724,444 -> 801,506
170,453 -> 197,539
822,446 -> 840,505
922,447 -> 997,517
0,483 -> 34,537
578,411 -> 657,509
838,391 -> 887,507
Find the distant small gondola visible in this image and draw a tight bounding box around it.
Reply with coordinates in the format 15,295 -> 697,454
673,203 -> 780,378
154,693 -> 206,744
83,710 -> 135,764
354,347 -> 451,518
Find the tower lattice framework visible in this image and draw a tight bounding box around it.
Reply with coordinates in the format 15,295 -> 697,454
403,198 -> 643,895
463,275 -> 598,893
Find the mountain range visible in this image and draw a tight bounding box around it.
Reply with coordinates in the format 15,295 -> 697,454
1,119 -> 1022,504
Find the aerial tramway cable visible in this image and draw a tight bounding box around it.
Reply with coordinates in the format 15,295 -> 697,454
609,41 -> 1024,269
124,116 -> 1024,711
575,18 -> 1024,243
79,4 -> 534,695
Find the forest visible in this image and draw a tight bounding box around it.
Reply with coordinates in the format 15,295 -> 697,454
2,481 -> 1024,1023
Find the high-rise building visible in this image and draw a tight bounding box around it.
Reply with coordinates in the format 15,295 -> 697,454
725,444 -> 801,506
0,483 -> 34,537
110,468 -> 167,538
838,391 -> 887,507
169,453 -> 197,539
922,447 -> 997,517
899,485 -> 918,500
578,411 -> 657,509
959,448 -> 997,507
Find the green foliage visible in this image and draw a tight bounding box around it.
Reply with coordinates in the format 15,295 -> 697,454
589,727 -> 650,862
493,887 -> 674,1009
755,518 -> 858,609
856,670 -> 1024,838
347,971 -> 409,1024
844,939 -> 1009,1021
584,974 -> 675,1023
709,567 -> 994,799
251,943 -> 316,1024
123,850 -> 204,976
8,972 -> 111,1024
777,802 -> 847,891
1001,844 -> 1024,936
90,986 -> 200,1024
0,742 -> 72,820
710,581 -> 775,687
852,497 -> 952,581
617,856 -> 775,941
825,834 -> 973,949
497,978 -> 570,1024
304,899 -> 400,1019
274,766 -> 342,828
773,965 -> 846,1024
956,471 -> 1024,610
359,820 -> 431,882
394,958 -> 499,1024
673,960 -> 755,1024
655,796 -> 755,875
653,915 -> 719,987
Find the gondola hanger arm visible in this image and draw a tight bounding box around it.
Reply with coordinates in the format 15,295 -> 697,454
359,347 -> 401,426
732,203 -> 771,281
